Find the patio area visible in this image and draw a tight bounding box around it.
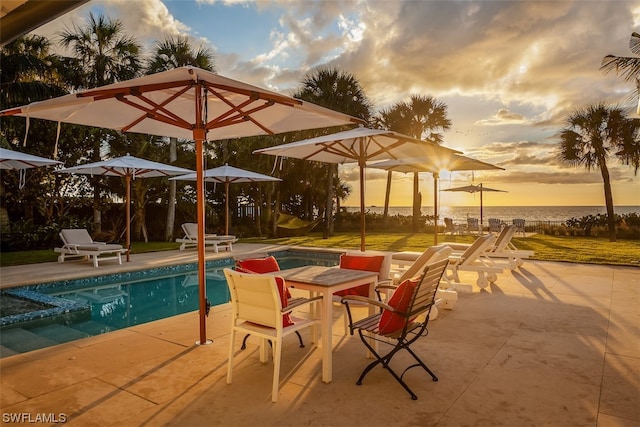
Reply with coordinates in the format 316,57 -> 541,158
1,243 -> 638,426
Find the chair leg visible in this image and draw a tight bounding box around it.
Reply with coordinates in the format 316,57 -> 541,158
227,329 -> 236,384
355,329 -> 435,400
241,333 -> 251,350
271,339 -> 282,403
295,331 -> 305,348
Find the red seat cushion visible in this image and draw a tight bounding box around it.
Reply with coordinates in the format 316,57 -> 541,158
236,257 -> 293,327
334,254 -> 385,297
378,278 -> 420,335
236,256 -> 280,274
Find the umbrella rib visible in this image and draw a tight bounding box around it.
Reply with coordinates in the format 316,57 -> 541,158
205,82 -> 300,107
115,88 -> 193,132
205,88 -> 276,134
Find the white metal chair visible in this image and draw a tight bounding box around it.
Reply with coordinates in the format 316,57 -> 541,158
223,268 -> 321,402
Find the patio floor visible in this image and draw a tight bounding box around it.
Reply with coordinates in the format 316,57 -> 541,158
1,243 -> 638,426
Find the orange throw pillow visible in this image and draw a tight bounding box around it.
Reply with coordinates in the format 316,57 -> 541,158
377,278 -> 420,335
334,254 -> 385,297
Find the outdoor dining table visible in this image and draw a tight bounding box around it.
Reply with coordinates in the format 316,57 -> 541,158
273,265 -> 379,383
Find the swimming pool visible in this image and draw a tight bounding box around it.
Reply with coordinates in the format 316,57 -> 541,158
0,249 -> 340,358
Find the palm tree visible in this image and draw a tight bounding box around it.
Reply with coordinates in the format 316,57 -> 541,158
146,35 -> 215,241
558,103 -> 640,242
0,35 -> 67,108
376,95 -> 451,232
58,12 -> 142,233
0,35 -> 68,227
601,32 -> 640,107
293,67 -> 372,237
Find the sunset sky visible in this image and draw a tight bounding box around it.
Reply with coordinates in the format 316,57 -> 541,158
31,0 -> 640,207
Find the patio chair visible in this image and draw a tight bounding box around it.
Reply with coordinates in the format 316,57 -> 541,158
445,233 -> 503,289
54,229 -> 126,268
513,218 -> 526,237
223,268 -> 321,403
332,252 -> 391,334
176,222 -> 237,252
442,224 -> 534,269
341,258 -> 449,400
488,218 -> 503,232
444,217 -> 462,235
234,256 -> 306,349
466,217 -> 480,235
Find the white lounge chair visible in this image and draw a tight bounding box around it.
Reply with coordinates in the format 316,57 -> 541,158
176,222 -> 237,252
445,233 -> 503,289
54,229 -> 125,267
442,225 -> 534,269
386,245 -> 455,318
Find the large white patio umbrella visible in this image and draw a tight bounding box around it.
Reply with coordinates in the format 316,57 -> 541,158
0,147 -> 62,189
370,155 -> 504,243
254,127 -> 460,251
443,183 -> 507,231
171,164 -> 281,235
0,66 -> 361,345
58,154 -> 193,262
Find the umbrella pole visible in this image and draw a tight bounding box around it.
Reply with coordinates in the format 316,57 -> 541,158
480,183 -> 483,235
195,128 -> 211,345
225,182 -> 229,235
359,139 -> 366,252
433,172 -> 438,245
126,175 -> 131,262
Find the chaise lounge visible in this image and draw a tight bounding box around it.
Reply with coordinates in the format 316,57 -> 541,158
176,222 -> 237,252
54,229 -> 126,268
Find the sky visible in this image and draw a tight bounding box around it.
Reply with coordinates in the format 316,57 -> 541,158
31,0 -> 640,208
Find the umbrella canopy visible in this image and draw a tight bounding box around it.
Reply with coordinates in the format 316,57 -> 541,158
0,66 -> 360,345
0,147 -> 61,170
443,183 -> 507,231
171,164 -> 281,235
58,154 -> 193,261
370,155 -> 504,243
254,127 -> 461,251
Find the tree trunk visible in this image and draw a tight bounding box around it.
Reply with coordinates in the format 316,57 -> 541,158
383,171 -> 392,227
133,180 -> 149,243
164,137 -> 177,241
412,172 -> 421,232
324,164 -> 335,239
599,161 -> 616,242
92,178 -> 101,233
254,188 -> 263,236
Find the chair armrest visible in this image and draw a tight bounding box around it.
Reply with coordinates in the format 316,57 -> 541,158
282,295 -> 323,313
341,295 -> 394,312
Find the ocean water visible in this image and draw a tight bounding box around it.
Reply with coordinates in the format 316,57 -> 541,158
343,206 -> 640,223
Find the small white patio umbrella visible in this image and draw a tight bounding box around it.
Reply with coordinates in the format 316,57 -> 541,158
58,154 -> 193,261
370,155 -> 504,243
0,147 -> 61,170
443,183 -> 507,231
0,147 -> 62,189
171,164 -> 281,235
254,127 -> 461,251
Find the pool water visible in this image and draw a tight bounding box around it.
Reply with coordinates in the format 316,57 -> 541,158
0,250 -> 340,358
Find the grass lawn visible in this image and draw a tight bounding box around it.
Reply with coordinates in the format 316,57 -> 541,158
1,232 -> 638,267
